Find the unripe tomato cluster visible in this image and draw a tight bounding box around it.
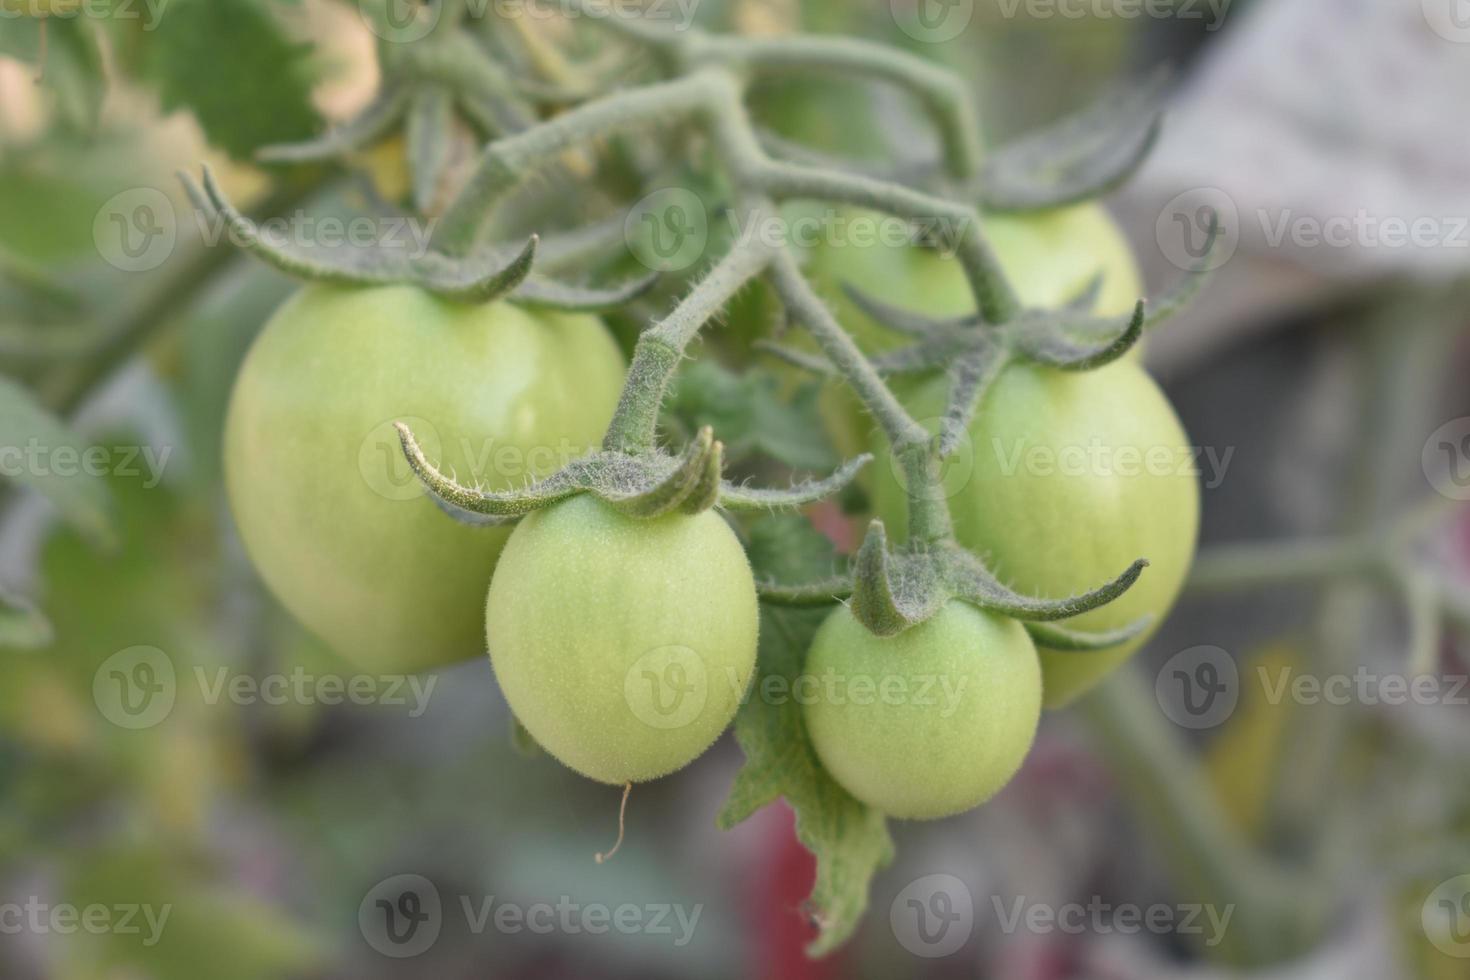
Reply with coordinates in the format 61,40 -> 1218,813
224,203 -> 1197,818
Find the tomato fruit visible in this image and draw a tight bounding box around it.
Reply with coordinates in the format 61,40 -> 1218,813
801,601 -> 1041,820
224,285 -> 626,675
485,494 -> 759,784
871,358 -> 1199,707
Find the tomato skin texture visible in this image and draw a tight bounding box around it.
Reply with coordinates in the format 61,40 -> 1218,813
224,285 -> 626,675
872,359 -> 1200,707
485,495 -> 759,785
801,602 -> 1041,820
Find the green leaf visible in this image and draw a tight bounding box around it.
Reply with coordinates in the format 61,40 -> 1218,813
665,360 -> 837,472
0,590 -> 52,649
0,376 -> 113,547
143,0 -> 320,161
718,515 -> 893,956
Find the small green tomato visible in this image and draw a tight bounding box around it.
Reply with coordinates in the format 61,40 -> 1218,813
801,601 -> 1041,820
485,495 -> 760,785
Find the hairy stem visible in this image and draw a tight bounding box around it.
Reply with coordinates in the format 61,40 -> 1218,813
603,234 -> 775,454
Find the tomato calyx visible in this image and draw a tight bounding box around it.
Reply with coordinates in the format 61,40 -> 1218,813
759,518 -> 1153,650
182,167 -> 658,309
395,422 -> 871,524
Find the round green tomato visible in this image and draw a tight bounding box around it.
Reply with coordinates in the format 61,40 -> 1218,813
872,359 -> 1199,707
800,203 -> 1142,459
801,601 -> 1041,820
485,495 -> 759,785
225,285 -> 625,675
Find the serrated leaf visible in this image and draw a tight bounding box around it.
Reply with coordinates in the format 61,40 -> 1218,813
0,376 -> 112,547
144,0 -> 320,161
718,516 -> 893,956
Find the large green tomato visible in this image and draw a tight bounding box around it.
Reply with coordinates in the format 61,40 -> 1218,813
485,495 -> 759,784
801,601 -> 1041,820
225,285 -> 625,675
872,359 -> 1199,708
800,202 -> 1142,458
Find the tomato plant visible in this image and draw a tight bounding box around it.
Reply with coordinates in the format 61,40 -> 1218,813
224,284 -> 626,675
485,494 -> 759,785
801,601 -> 1041,820
870,358 -> 1200,707
797,202 -> 1143,458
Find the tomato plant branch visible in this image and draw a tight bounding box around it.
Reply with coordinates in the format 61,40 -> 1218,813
604,232 -> 776,454
1080,670 -> 1327,966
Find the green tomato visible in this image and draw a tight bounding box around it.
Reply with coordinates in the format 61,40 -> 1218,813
801,601 -> 1041,820
485,495 -> 759,784
872,358 -> 1199,707
224,285 -> 626,675
799,202 -> 1142,459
